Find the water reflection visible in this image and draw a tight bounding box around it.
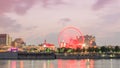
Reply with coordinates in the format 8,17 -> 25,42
31,60 -> 34,68
20,61 -> 24,68
43,60 -> 54,68
0,59 -> 120,68
58,59 -> 94,68
11,61 -> 16,68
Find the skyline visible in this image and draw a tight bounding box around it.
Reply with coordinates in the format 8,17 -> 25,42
0,0 -> 120,46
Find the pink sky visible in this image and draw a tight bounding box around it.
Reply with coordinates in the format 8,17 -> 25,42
0,0 -> 120,46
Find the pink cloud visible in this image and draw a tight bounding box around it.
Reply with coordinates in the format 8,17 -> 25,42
40,0 -> 68,8
93,0 -> 113,10
0,0 -> 38,32
14,0 -> 37,14
58,18 -> 72,26
0,15 -> 22,32
0,0 -> 70,14
0,0 -> 37,15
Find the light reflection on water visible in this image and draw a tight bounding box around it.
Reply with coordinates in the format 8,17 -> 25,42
0,59 -> 120,68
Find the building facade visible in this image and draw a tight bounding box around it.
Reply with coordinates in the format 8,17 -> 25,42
84,35 -> 96,46
13,38 -> 26,48
0,34 -> 12,45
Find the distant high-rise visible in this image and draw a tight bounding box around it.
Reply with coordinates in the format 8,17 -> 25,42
0,34 -> 12,45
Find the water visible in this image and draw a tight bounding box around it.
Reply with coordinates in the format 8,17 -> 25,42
0,59 -> 120,68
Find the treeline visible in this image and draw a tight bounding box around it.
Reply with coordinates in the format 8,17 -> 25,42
56,46 -> 120,53
24,46 -> 120,53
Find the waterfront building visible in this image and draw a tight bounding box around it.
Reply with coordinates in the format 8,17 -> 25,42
84,35 -> 96,47
0,34 -> 12,46
13,38 -> 26,48
43,40 -> 55,50
60,40 -> 67,48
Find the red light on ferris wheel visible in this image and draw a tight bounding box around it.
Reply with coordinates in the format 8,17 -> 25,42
58,26 -> 84,49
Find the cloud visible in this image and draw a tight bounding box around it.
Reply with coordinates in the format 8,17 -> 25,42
0,0 -> 40,32
58,18 -> 72,27
0,0 -> 38,15
0,15 -> 22,32
93,0 -> 113,10
25,26 -> 38,31
95,12 -> 120,34
39,0 -> 68,8
0,0 -> 70,14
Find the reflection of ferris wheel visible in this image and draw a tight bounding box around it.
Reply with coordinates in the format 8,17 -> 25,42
58,26 -> 84,48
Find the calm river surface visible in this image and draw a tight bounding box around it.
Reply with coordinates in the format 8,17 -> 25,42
0,59 -> 120,68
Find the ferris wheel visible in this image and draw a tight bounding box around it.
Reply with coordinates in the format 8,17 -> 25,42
58,26 -> 84,49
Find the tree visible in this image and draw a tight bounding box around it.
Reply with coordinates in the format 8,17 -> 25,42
115,46 -> 120,52
94,47 -> 100,53
59,47 -> 65,53
81,47 -> 86,52
67,48 -> 73,53
87,47 -> 94,53
100,46 -> 107,53
45,48 -> 51,53
76,48 -> 81,52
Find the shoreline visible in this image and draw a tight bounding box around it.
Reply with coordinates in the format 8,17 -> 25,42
0,52 -> 120,60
